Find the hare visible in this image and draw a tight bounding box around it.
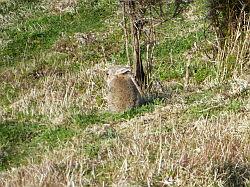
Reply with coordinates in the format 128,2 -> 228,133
106,66 -> 143,112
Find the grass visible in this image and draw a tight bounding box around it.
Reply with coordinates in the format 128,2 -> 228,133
0,83 -> 19,106
0,120 -> 77,170
184,98 -> 244,119
0,0 -> 249,186
0,1 -> 115,67
73,101 -> 157,127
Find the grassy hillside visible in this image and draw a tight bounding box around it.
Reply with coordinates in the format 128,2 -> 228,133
0,0 -> 249,186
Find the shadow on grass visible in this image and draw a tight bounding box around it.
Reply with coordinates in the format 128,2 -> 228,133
73,102 -> 157,128
0,121 -> 45,170
213,161 -> 250,187
0,121 -> 76,171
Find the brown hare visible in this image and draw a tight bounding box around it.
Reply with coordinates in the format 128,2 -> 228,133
106,66 -> 143,112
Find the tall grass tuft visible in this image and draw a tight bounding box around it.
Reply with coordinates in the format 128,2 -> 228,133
213,15 -> 250,82
207,0 -> 250,40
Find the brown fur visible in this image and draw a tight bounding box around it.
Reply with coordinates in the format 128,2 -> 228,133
107,67 -> 143,112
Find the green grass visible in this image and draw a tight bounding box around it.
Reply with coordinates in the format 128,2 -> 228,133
0,99 -> 157,171
183,94 -> 247,120
73,101 -> 157,127
184,89 -> 214,104
155,29 -> 205,58
153,20 -> 209,81
0,121 -> 46,170
0,83 -> 19,105
0,0 -> 117,67
0,0 -> 249,185
0,0 -> 44,19
0,121 -> 76,170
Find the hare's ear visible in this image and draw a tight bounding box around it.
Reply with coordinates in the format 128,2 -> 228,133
115,67 -> 131,75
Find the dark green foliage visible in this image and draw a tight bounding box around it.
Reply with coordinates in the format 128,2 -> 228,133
207,0 -> 250,38
0,121 -> 76,170
0,83 -> 19,105
213,161 -> 250,187
192,63 -> 216,83
0,121 -> 46,170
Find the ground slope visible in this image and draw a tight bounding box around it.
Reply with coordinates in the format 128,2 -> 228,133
0,0 -> 249,186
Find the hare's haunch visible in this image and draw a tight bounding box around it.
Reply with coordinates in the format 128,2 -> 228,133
107,66 -> 143,112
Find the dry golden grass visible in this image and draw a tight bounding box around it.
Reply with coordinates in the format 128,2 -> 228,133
0,83 -> 249,186
1,28 -> 249,187
0,1 -> 249,186
1,60 -> 107,123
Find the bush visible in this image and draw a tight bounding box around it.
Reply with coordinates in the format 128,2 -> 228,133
207,0 -> 250,39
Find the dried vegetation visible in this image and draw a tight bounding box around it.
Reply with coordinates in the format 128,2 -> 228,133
0,0 -> 249,186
